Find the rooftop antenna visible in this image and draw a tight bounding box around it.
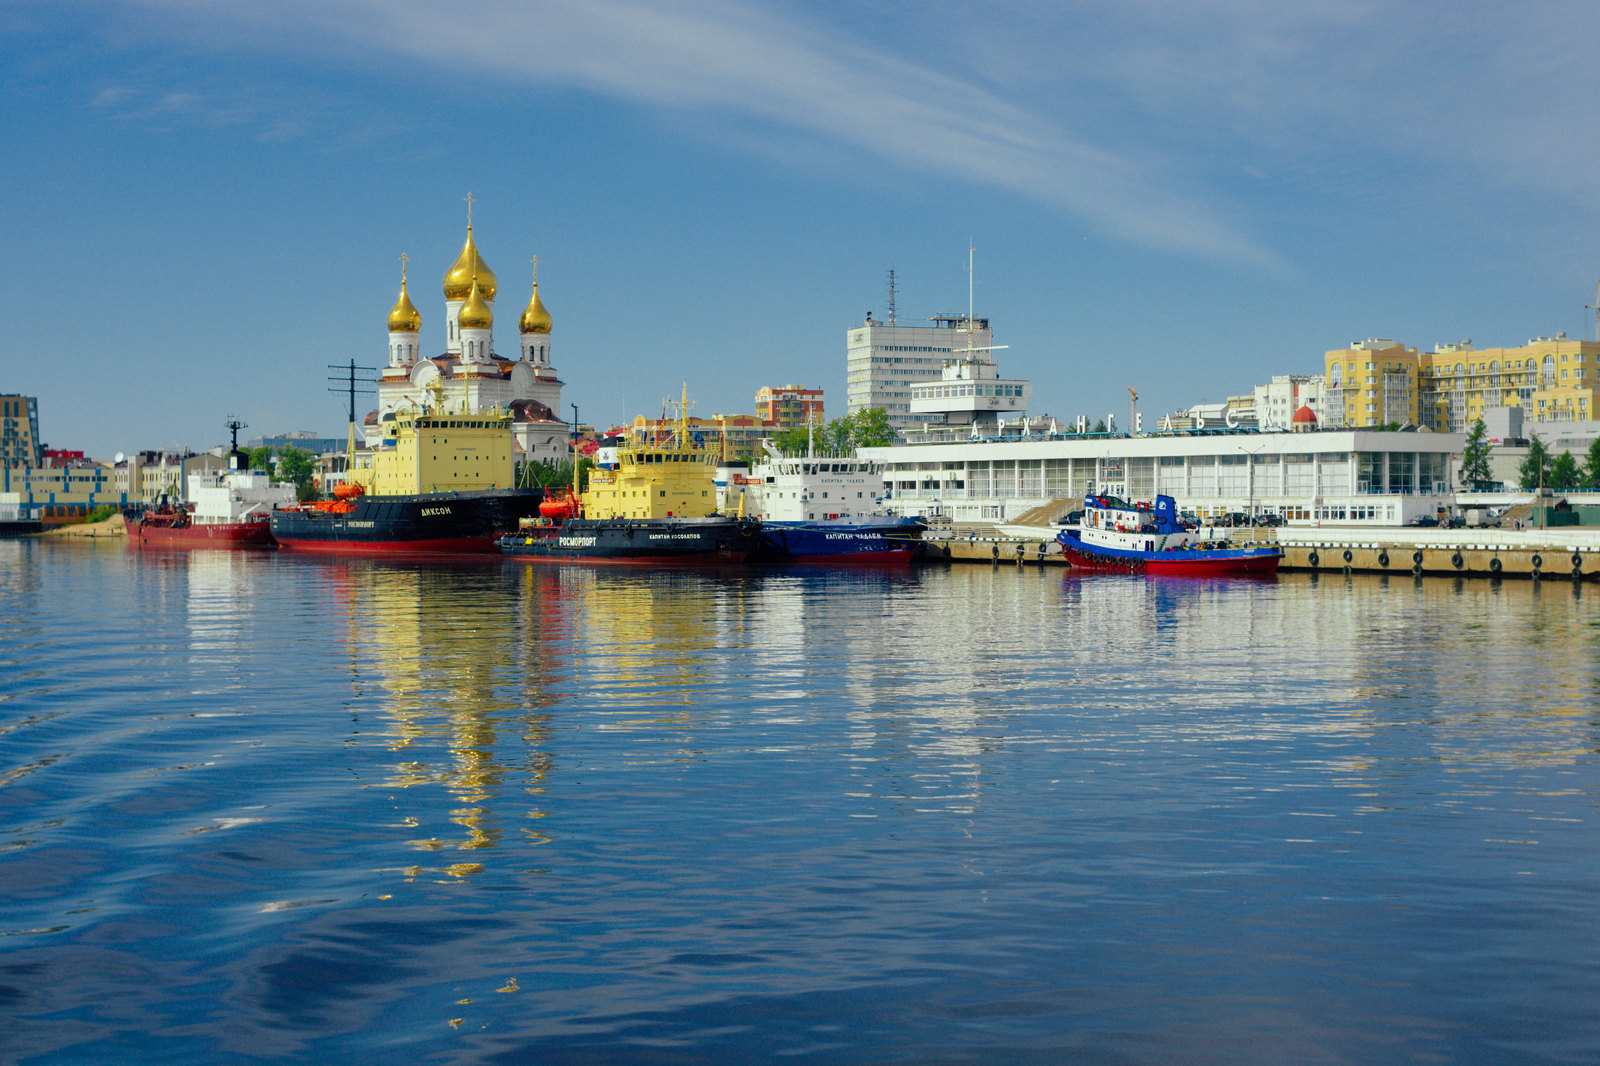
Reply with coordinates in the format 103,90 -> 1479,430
966,242 -> 975,333
886,267 -> 898,325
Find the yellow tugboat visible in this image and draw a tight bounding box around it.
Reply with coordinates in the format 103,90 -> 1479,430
501,387 -> 760,564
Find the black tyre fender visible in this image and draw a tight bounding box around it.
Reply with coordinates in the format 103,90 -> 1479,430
1342,549 -> 1353,563
1452,552 -> 1464,569
1489,557 -> 1502,573
1531,553 -> 1543,570
1572,553 -> 1583,569
1378,550 -> 1390,568
1308,550 -> 1319,567
1412,550 -> 1424,565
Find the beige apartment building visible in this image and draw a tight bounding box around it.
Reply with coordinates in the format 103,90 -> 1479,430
1325,335 -> 1599,431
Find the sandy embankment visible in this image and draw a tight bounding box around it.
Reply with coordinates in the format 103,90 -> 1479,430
41,515 -> 127,538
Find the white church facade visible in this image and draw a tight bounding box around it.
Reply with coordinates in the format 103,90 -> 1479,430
367,213 -> 571,466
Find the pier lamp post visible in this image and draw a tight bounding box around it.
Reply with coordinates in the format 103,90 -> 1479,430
1240,443 -> 1264,529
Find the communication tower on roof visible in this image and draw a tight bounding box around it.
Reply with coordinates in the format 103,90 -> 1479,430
886,267 -> 897,325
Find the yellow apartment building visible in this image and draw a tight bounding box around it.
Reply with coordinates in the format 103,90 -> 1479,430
1324,340 -> 1422,428
1328,334 -> 1599,431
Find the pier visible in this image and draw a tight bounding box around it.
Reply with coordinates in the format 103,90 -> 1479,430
926,524 -> 1600,580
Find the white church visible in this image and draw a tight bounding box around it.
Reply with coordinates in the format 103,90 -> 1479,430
368,211 -> 571,465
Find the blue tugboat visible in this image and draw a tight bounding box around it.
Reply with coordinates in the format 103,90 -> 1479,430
1057,493 -> 1280,576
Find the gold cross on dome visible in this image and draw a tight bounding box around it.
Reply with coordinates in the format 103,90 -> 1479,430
399,251 -> 409,284
530,255 -> 538,284
464,191 -> 475,227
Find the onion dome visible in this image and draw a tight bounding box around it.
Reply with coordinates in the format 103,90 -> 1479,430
458,276 -> 493,329
1292,404 -> 1318,425
443,227 -> 497,301
387,279 -> 421,333
519,282 -> 552,334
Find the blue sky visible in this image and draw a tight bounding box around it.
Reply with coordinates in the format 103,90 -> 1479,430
5,0 -> 1600,457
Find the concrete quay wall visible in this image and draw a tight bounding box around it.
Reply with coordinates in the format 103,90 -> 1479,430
925,525 -> 1600,580
1273,526 -> 1599,580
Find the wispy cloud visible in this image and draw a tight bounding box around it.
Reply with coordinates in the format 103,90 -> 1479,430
116,0 -> 1276,262
106,0 -> 1600,258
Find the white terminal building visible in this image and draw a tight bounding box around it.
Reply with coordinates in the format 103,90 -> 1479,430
859,428 -> 1465,526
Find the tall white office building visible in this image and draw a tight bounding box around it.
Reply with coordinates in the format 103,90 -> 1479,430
846,312 -> 995,434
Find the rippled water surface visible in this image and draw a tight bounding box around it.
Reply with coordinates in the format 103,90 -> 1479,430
3,540 -> 1598,1064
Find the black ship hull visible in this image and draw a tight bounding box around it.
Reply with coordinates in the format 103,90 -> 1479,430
499,516 -> 761,564
271,489 -> 544,554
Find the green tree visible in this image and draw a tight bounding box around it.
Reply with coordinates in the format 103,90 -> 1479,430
1518,437 -> 1551,491
245,446 -> 274,475
1549,451 -> 1580,490
276,446 -> 317,493
767,419 -> 820,456
1459,418 -> 1493,489
1587,435 -> 1600,488
767,409 -> 895,456
847,407 -> 895,448
1092,418 -> 1107,433
530,457 -> 592,493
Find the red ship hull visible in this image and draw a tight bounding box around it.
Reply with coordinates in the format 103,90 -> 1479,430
125,515 -> 277,549
272,535 -> 498,555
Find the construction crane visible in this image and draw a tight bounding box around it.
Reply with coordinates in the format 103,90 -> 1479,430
1587,280 -> 1600,342
1128,386 -> 1138,435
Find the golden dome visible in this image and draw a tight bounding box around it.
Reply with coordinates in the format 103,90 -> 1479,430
519,282 -> 552,334
387,279 -> 421,333
457,276 -> 493,330
442,227 -> 497,301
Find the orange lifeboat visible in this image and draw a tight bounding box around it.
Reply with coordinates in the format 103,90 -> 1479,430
539,488 -> 578,521
333,481 -> 366,500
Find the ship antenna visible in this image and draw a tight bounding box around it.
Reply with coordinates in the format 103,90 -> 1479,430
327,358 -> 375,472
225,416 -> 246,470
569,403 -> 580,508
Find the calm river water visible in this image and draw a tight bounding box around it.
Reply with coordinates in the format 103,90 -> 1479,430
2,540 -> 1598,1064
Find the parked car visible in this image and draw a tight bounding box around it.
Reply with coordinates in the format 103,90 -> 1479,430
1252,514 -> 1284,527
1443,515 -> 1466,529
1406,515 -> 1439,527
1053,510 -> 1084,526
1213,512 -> 1251,528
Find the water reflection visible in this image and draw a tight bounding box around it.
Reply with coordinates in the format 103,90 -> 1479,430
295,558 -> 561,879
255,557 -> 1600,889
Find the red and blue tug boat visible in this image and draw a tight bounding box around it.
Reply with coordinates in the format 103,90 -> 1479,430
1056,493 -> 1281,577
